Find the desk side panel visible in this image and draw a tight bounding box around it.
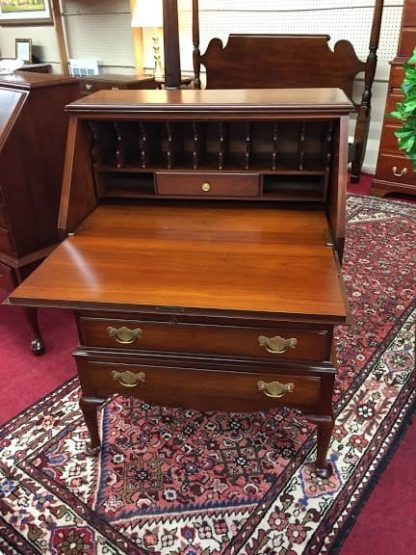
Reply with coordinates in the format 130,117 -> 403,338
59,117 -> 98,235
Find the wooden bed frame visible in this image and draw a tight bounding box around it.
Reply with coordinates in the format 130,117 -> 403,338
190,0 -> 385,183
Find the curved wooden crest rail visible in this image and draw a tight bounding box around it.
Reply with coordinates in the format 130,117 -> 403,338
189,0 -> 384,183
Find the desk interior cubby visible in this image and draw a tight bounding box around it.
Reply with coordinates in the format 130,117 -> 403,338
88,118 -> 335,203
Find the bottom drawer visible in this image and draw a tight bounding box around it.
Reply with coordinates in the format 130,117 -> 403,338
0,262 -> 16,292
77,359 -> 324,412
375,153 -> 416,186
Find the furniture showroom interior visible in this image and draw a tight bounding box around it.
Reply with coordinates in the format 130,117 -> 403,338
0,1 -> 415,554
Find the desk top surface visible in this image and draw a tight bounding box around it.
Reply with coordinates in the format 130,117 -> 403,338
66,87 -> 353,115
9,204 -> 349,322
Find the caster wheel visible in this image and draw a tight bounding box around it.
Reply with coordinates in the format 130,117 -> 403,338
30,338 -> 45,356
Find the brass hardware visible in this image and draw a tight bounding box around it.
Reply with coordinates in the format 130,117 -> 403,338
85,83 -> 93,90
107,326 -> 142,344
257,380 -> 295,398
201,182 -> 211,192
392,166 -> 407,177
112,370 -> 146,388
258,335 -> 297,354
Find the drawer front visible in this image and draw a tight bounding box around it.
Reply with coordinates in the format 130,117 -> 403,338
390,65 -> 404,89
375,154 -> 416,186
79,317 -> 330,362
77,359 -> 323,410
384,93 -> 404,125
155,172 -> 261,198
0,225 -> 15,255
378,124 -> 401,154
399,29 -> 416,58
402,3 -> 416,27
0,262 -> 16,292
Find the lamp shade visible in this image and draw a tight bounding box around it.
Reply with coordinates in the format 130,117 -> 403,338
131,0 -> 163,28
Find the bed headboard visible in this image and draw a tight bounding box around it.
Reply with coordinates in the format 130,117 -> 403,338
198,34 -> 366,106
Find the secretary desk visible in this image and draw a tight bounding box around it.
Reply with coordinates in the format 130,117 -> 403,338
9,88 -> 352,477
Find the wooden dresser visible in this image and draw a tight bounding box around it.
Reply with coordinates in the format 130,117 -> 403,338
9,88 -> 352,477
0,72 -> 80,353
372,0 -> 416,197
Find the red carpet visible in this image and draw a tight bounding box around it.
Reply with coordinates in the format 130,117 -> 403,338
0,304 -> 77,426
0,177 -> 415,554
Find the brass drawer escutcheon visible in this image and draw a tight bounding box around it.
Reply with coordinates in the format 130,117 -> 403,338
258,335 -> 297,354
257,380 -> 295,398
107,326 -> 143,344
201,182 -> 211,192
112,370 -> 146,388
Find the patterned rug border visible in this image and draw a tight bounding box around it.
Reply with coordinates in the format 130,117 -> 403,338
331,395 -> 416,553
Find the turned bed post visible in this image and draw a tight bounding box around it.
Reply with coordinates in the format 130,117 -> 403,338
351,0 -> 385,183
163,0 -> 181,88
192,0 -> 201,89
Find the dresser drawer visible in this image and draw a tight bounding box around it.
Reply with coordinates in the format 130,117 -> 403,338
384,93 -> 404,125
375,154 -> 416,186
0,262 -> 16,292
390,65 -> 405,89
0,225 -> 15,255
378,124 -> 401,154
77,359 -> 323,410
78,317 -> 331,362
155,172 -> 261,198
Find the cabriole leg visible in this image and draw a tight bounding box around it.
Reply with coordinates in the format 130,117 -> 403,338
79,396 -> 104,456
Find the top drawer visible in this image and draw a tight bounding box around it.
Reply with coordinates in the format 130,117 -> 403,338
78,316 -> 331,362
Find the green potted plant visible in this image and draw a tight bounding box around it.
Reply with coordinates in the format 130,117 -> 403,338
391,48 -> 416,168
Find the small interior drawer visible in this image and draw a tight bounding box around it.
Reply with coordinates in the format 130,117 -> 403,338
155,171 -> 261,198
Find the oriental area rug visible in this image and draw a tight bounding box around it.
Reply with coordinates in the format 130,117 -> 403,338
0,195 -> 415,555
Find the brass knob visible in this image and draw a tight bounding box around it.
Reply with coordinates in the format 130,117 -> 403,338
201,182 -> 211,192
107,326 -> 142,344
112,370 -> 146,388
257,380 -> 295,398
392,166 -> 407,177
258,335 -> 297,354
85,83 -> 93,90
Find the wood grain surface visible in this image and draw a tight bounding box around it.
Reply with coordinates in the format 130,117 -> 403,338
9,203 -> 349,322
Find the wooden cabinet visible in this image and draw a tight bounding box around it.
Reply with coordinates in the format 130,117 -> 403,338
372,0 -> 416,197
0,71 -> 80,352
9,88 -> 352,476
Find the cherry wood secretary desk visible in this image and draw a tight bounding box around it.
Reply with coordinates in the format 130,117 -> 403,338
9,89 -> 352,477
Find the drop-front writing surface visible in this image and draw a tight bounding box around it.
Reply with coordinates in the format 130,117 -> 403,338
10,204 -> 348,321
9,88 -> 353,477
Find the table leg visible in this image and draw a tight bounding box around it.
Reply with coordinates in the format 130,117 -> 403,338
79,396 -> 104,455
24,307 -> 45,355
307,414 -> 334,478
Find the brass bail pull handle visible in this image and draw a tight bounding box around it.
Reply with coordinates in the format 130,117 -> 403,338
258,335 -> 297,354
257,380 -> 295,398
107,326 -> 142,344
392,166 -> 407,177
112,370 -> 146,388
